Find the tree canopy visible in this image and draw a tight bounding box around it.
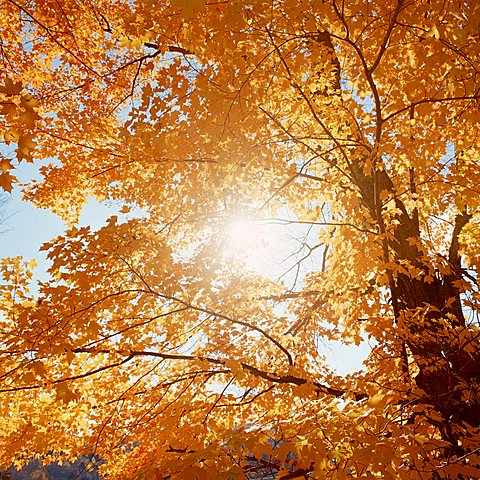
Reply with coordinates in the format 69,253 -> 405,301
1,0 -> 480,478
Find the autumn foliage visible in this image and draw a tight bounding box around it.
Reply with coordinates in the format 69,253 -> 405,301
1,0 -> 480,478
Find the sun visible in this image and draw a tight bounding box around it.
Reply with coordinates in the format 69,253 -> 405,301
222,216 -> 289,277
226,218 -> 262,251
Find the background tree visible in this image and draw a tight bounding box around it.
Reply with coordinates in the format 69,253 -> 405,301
0,193 -> 8,233
3,455 -> 100,480
0,0 -> 479,478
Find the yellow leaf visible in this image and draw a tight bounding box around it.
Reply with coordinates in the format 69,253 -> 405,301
20,94 -> 39,109
0,78 -> 22,96
425,23 -> 440,40
3,129 -> 20,144
224,358 -> 244,378
0,159 -> 13,172
367,393 -> 385,408
0,171 -> 16,192
171,0 -> 205,17
54,383 -> 78,404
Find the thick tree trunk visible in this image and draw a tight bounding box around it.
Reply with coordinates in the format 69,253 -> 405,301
350,146 -> 480,445
372,176 -> 479,445
315,29 -> 480,448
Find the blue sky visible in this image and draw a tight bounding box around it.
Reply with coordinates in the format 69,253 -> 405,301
1,161 -> 119,282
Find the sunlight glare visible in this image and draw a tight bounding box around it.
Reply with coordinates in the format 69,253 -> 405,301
227,219 -> 261,251
223,217 -> 286,277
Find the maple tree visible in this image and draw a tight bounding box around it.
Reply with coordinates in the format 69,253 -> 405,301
1,0 -> 480,478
